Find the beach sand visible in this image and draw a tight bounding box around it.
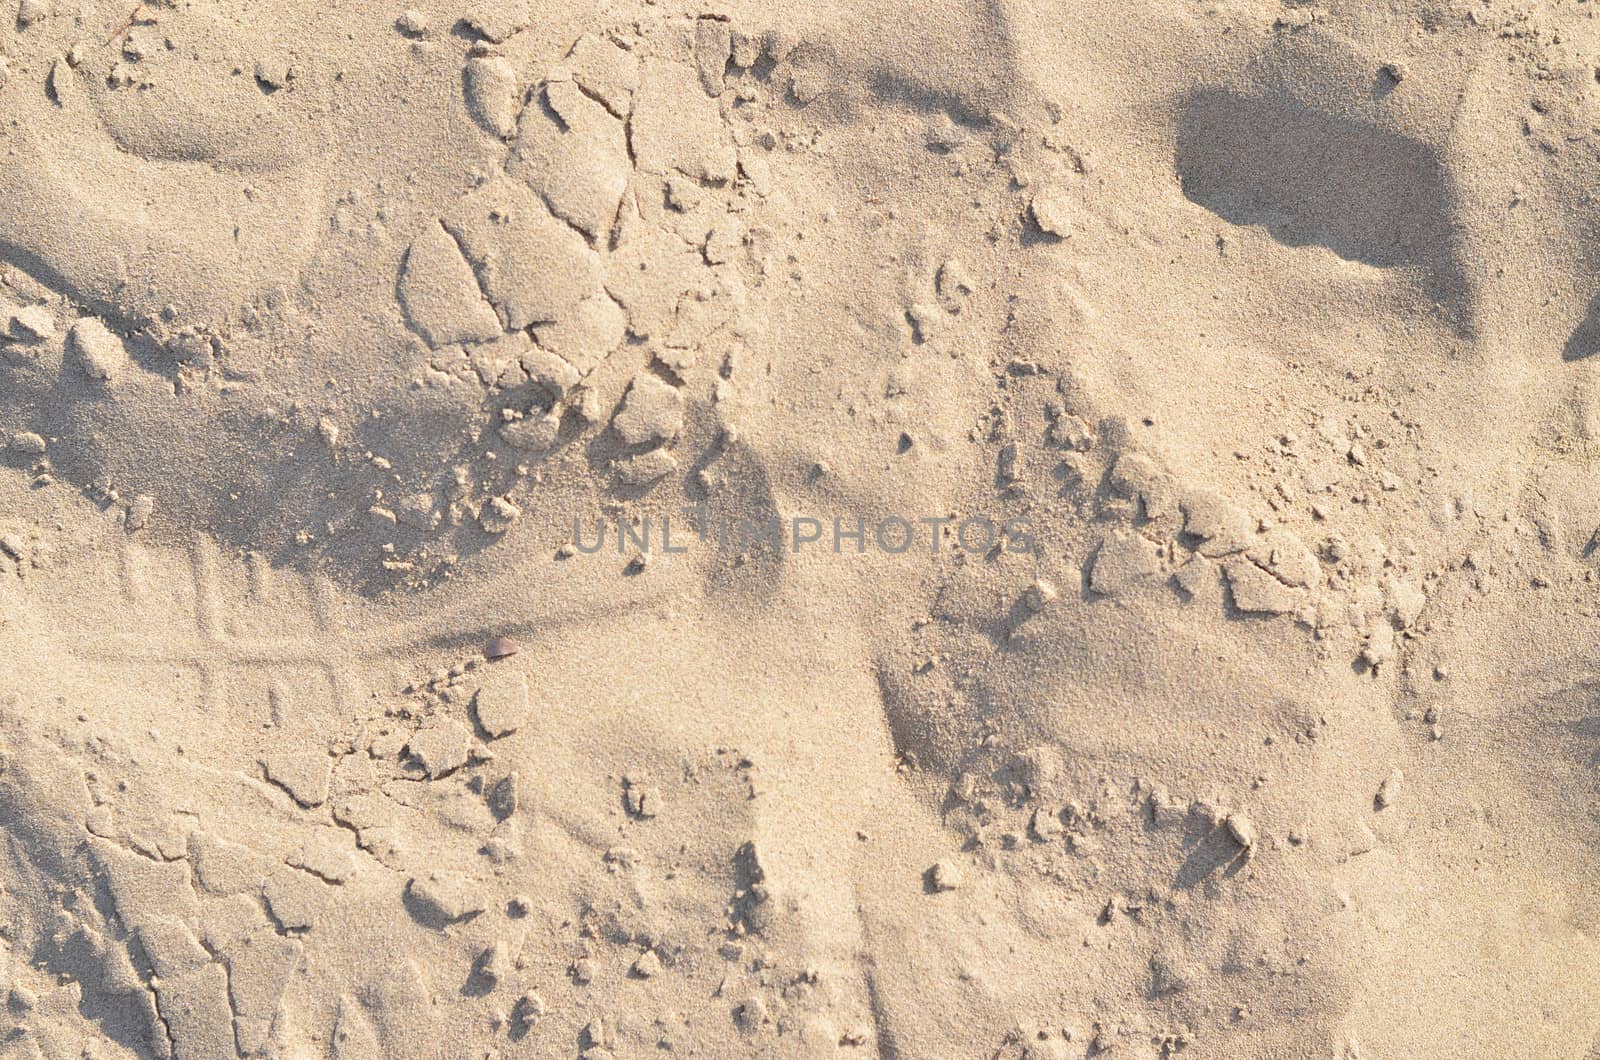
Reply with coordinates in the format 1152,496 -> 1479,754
2,0 -> 1599,1056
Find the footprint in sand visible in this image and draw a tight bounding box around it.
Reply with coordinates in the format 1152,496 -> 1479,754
0,3 -> 324,336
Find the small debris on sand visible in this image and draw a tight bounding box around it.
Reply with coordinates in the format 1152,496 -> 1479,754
623,773 -> 662,818
254,59 -> 292,91
395,492 -> 441,531
1089,531 -> 1161,596
478,496 -> 521,534
261,752 -> 331,808
1360,622 -> 1395,671
1375,768 -> 1404,810
907,303 -> 941,343
474,669 -> 529,738
936,259 -> 974,313
567,33 -> 638,117
1225,814 -> 1258,853
479,939 -> 514,986
407,871 -> 485,925
397,9 -> 429,36
462,4 -> 529,43
1181,488 -> 1254,556
1223,558 -> 1300,615
406,719 -> 473,778
1386,577 -> 1427,629
1029,806 -> 1064,841
513,991 -> 546,1032
1024,578 -> 1059,613
464,57 -> 521,140
68,319 -> 129,384
442,179 -> 601,331
5,305 -> 54,343
614,448 -> 678,486
8,432 -> 46,456
1030,190 -> 1076,238
612,373 -> 685,447
694,17 -> 731,96
485,636 -> 521,660
488,771 -> 519,820
16,0 -> 48,29
398,222 -> 504,348
928,860 -> 962,892
124,494 -> 155,531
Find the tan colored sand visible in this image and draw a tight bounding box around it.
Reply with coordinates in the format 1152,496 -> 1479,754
2,0 -> 1600,1057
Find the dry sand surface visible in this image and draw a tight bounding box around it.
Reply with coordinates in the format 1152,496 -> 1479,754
2,0 -> 1600,1056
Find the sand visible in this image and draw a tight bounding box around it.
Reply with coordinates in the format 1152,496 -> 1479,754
1,0 -> 1599,1057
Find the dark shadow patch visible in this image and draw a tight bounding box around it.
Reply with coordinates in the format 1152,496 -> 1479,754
1176,89 -> 1463,301
460,949 -> 500,998
864,68 -> 995,130
1173,825 -> 1247,889
1563,293 -> 1600,360
401,880 -> 482,931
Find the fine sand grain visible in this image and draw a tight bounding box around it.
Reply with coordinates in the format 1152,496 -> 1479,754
3,1 -> 1600,1057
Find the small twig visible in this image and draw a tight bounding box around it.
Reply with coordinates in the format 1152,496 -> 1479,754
105,4 -> 149,47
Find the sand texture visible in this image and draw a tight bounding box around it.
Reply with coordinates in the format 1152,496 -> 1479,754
2,0 -> 1600,1057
